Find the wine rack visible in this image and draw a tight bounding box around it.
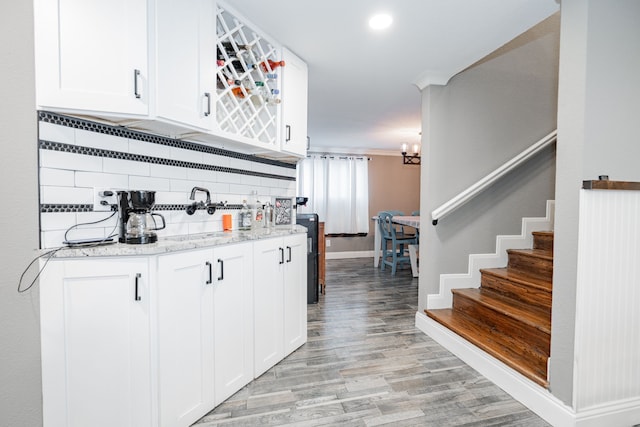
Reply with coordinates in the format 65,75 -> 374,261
215,4 -> 281,146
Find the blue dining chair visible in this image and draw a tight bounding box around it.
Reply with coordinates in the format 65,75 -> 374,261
378,211 -> 418,275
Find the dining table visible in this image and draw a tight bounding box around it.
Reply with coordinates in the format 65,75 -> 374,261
372,215 -> 420,277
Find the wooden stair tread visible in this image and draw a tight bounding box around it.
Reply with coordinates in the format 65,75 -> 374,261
480,267 -> 552,291
426,308 -> 549,387
507,248 -> 553,260
452,288 -> 551,334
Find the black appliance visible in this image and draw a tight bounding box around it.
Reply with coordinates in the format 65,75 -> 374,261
117,190 -> 166,244
296,213 -> 319,304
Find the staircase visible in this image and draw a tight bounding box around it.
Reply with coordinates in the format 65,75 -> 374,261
426,231 -> 553,387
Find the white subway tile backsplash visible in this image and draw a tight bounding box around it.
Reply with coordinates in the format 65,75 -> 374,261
129,138 -> 171,158
171,146 -> 203,164
40,150 -> 103,172
74,171 -> 128,189
39,122 -> 75,144
40,167 -> 75,187
104,158 -> 150,176
208,182 -> 231,195
41,186 -> 93,204
154,191 -> 190,205
228,184 -> 253,195
38,113 -> 299,248
149,163 -> 189,180
240,174 -> 261,186
40,212 -> 77,231
129,175 -> 171,191
202,153 -> 230,168
75,128 -> 129,152
169,179 -> 212,193
186,168 -> 217,182
76,211 -> 119,230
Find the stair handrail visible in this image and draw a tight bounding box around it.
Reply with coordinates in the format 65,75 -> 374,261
431,130 -> 557,225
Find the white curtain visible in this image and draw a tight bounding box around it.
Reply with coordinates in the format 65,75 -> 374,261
297,156 -> 369,234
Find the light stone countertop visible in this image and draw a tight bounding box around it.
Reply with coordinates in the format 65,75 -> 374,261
50,225 -> 308,258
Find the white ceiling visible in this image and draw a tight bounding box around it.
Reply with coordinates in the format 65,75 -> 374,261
228,0 -> 559,154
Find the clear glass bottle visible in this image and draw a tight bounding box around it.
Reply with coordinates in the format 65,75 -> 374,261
254,201 -> 263,229
239,200 -> 251,230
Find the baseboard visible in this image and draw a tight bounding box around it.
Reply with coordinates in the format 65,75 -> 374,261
325,250 -> 373,260
416,312 -> 640,426
415,311 -> 576,427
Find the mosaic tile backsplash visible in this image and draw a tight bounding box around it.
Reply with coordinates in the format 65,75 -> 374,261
38,112 -> 298,249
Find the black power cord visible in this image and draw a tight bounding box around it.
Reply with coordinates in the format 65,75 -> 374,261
18,209 -> 119,293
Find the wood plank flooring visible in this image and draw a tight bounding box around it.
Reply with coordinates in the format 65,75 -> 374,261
193,258 -> 549,427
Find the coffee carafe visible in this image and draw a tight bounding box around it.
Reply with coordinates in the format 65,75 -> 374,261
117,190 -> 166,244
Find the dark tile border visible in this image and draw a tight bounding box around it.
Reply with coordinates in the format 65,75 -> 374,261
40,203 -> 243,213
38,111 -> 297,170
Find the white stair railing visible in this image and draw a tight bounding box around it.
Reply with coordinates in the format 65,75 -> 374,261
431,130 -> 557,225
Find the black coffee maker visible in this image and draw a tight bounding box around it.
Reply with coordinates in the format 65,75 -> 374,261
117,190 -> 166,244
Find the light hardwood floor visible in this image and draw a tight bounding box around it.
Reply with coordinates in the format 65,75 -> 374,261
194,258 -> 549,426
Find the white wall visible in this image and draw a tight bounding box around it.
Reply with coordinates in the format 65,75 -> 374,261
552,0 -> 640,409
0,1 -> 42,425
419,14 -> 560,310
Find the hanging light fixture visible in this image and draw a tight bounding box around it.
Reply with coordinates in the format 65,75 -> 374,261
401,143 -> 421,165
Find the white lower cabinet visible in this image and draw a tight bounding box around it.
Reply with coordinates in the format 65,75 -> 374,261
253,233 -> 307,377
40,233 -> 305,427
40,257 -> 153,427
212,243 -> 254,405
157,249 -> 215,427
283,234 -> 308,354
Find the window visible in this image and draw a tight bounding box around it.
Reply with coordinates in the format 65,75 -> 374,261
297,156 -> 369,234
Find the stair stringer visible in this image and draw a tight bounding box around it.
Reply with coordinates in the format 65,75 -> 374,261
427,200 -> 555,310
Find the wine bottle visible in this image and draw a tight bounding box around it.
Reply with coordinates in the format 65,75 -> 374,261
221,41 -> 252,52
232,86 -> 255,99
259,59 -> 285,72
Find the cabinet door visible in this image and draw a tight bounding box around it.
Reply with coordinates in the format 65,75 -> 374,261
34,0 -> 148,115
157,249 -> 215,427
154,0 -> 215,130
281,47 -> 308,157
253,238 -> 285,377
212,243 -> 254,404
283,233 -> 308,354
40,258 -> 152,427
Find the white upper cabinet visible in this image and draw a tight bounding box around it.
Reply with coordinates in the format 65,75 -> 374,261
34,0 -> 149,116
280,48 -> 309,157
153,0 -> 215,130
33,0 -> 308,157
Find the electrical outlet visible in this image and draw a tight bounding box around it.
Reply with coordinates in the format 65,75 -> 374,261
326,239 -> 331,247
93,188 -> 116,212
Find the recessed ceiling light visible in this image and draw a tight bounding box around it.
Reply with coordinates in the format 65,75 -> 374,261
369,13 -> 392,30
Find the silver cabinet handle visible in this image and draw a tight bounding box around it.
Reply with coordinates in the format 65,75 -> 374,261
287,246 -> 292,263
279,247 -> 284,264
134,69 -> 141,99
286,124 -> 291,142
204,92 -> 211,117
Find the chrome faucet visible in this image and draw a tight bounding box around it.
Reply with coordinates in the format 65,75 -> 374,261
186,187 -> 217,215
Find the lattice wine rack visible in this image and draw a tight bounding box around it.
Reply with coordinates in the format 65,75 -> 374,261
215,4 -> 282,146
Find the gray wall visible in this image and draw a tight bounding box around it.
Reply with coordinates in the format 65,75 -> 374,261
551,0 -> 640,405
0,1 -> 43,425
418,14 -> 560,310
